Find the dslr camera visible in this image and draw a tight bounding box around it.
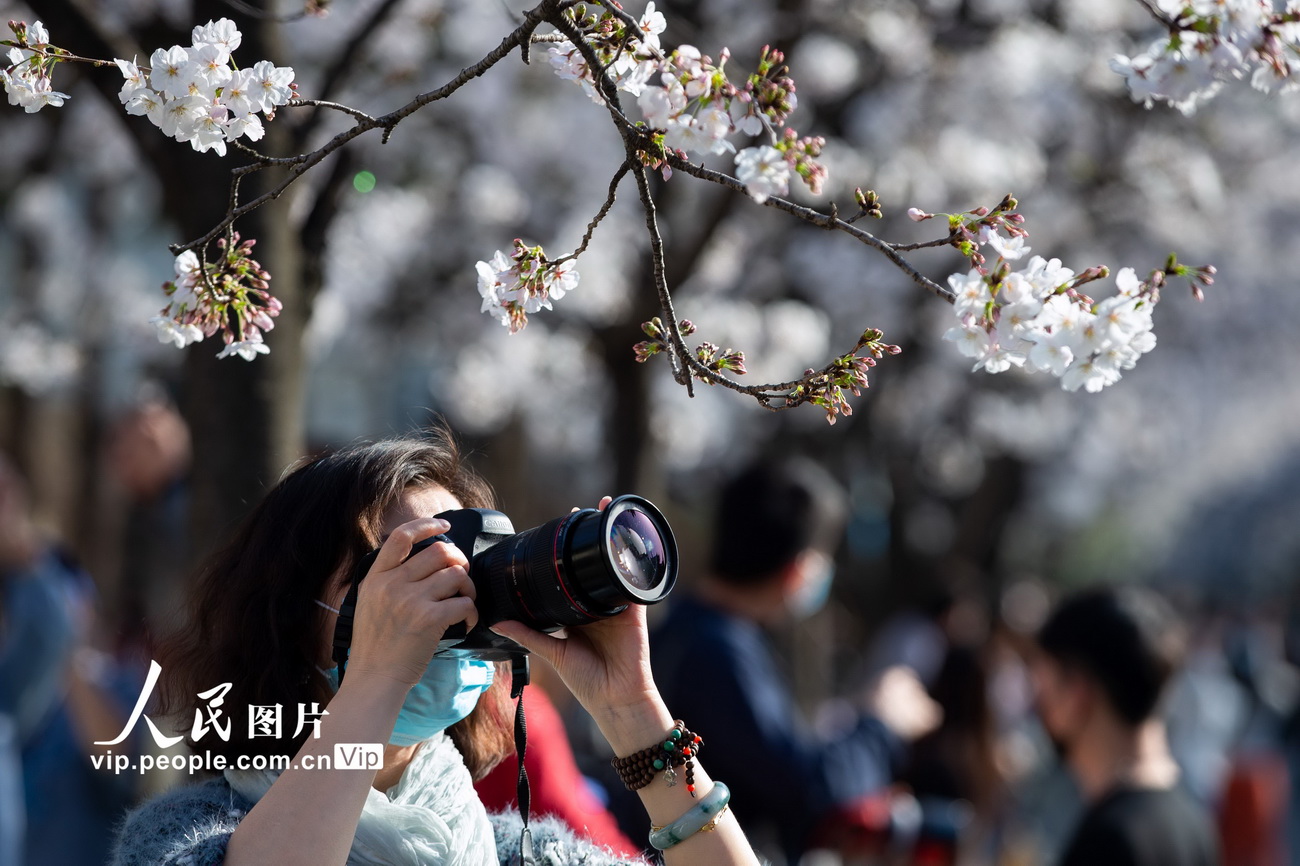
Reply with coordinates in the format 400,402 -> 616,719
332,494 -> 677,666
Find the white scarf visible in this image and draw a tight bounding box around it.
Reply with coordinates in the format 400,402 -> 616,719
225,732 -> 497,866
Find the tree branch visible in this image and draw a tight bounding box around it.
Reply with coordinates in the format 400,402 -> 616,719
554,161 -> 632,264
292,0 -> 405,148
666,156 -> 954,302
170,0 -> 563,255
631,164 -> 692,393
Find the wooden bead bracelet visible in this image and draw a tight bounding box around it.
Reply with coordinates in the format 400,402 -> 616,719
610,720 -> 704,796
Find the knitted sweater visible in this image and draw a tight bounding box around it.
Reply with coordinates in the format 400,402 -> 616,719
109,776 -> 648,866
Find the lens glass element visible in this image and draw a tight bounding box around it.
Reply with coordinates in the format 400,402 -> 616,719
608,508 -> 666,591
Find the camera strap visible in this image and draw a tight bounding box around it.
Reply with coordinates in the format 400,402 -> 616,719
510,654 -> 537,866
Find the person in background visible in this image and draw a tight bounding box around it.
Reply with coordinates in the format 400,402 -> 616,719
105,397 -> 192,650
645,455 -> 940,865
902,643 -> 1009,863
1032,585 -> 1220,866
0,452 -> 141,866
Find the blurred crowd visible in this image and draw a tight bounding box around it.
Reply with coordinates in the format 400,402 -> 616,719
2,417 -> 1299,866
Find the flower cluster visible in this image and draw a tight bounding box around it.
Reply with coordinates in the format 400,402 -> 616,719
632,316 -> 679,362
634,317 -> 748,379
548,3 -> 825,203
2,21 -> 69,112
548,2 -> 664,105
788,330 -> 901,424
1112,0 -> 1300,114
151,233 -> 282,360
476,240 -> 579,333
3,19 -> 295,154
911,193 -> 1027,265
942,235 -> 1213,392
115,19 -> 295,156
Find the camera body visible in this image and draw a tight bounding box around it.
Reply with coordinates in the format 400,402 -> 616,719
332,495 -> 677,667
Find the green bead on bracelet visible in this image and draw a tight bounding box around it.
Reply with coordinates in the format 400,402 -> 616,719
648,782 -> 731,851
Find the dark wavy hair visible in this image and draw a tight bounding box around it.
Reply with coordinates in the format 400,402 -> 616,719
710,455 -> 847,585
158,428 -> 513,775
1037,585 -> 1186,726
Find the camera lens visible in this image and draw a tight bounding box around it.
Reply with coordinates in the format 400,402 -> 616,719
605,500 -> 668,593
474,494 -> 677,631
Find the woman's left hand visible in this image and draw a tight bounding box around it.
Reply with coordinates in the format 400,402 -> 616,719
489,497 -> 675,753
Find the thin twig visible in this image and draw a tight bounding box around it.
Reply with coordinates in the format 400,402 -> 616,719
547,10 -> 638,132
666,155 -> 954,302
295,0 -> 404,146
554,161 -> 632,264
888,237 -> 957,252
289,97 -> 377,125
631,163 -> 692,393
218,0 -> 315,22
1133,0 -> 1181,29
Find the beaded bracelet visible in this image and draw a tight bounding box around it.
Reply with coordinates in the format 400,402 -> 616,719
648,782 -> 732,851
610,720 -> 704,795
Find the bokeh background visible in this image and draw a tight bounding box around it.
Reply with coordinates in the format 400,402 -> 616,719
3,0 -> 1300,862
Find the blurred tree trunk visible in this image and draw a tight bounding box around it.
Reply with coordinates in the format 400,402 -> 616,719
26,0 -> 312,561
182,7 -> 307,552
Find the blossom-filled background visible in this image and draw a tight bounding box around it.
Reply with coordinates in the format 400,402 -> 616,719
3,1 -> 1300,856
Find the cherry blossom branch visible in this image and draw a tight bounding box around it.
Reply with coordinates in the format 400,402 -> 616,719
1132,0 -> 1180,30
289,97 -> 377,125
542,7 -> 952,304
527,1 -> 1204,413
663,155 -> 954,302
169,0 -> 567,255
630,163 -> 693,393
627,161 -> 899,418
5,1 -> 1213,400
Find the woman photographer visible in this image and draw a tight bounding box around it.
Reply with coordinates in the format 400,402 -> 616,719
112,431 -> 756,866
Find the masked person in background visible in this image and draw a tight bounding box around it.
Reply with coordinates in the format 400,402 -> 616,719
112,430 -> 764,866
642,456 -> 941,865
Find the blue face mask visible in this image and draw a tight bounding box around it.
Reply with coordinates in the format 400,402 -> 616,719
315,600 -> 494,746
389,657 -> 495,746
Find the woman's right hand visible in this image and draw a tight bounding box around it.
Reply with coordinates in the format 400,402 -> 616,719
343,517 -> 478,687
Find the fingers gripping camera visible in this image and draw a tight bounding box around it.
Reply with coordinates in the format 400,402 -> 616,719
332,495 -> 678,666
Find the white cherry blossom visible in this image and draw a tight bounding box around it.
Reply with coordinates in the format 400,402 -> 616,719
950,270 -> 991,317
1027,336 -> 1075,376
637,2 -> 667,52
944,321 -> 992,359
216,339 -> 270,361
1061,357 -> 1118,393
150,46 -> 192,100
735,145 -> 790,204
150,316 -> 204,348
115,58 -> 149,104
248,60 -> 295,113
980,226 -> 1030,261
192,18 -> 242,55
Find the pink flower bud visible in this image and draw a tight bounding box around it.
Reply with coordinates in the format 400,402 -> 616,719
908,207 -> 931,222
